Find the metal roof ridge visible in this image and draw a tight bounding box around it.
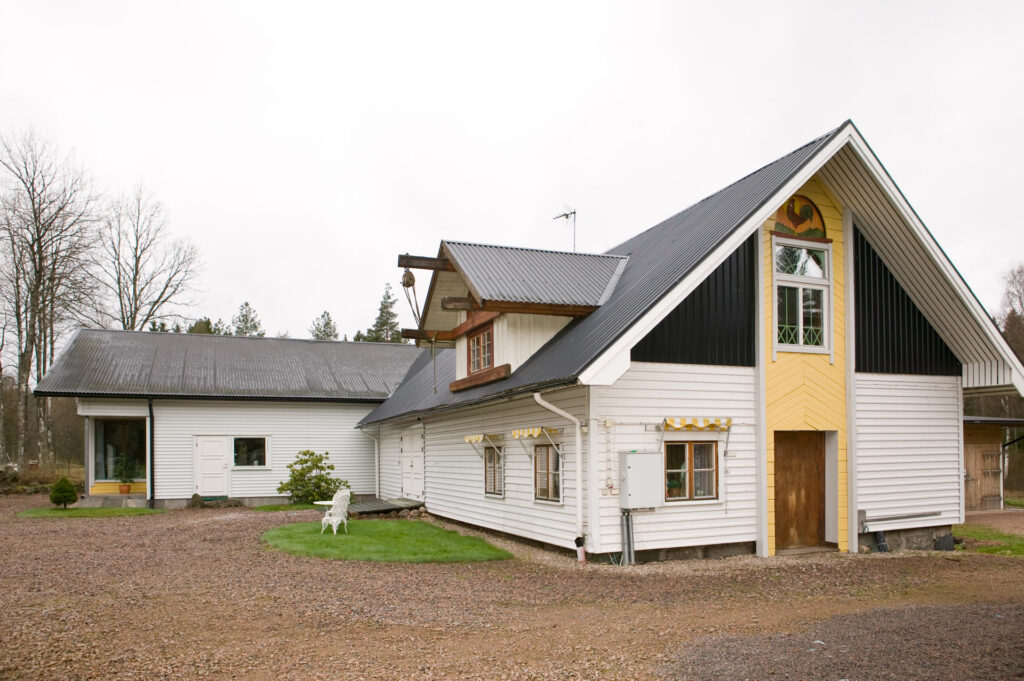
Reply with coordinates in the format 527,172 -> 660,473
443,239 -> 626,260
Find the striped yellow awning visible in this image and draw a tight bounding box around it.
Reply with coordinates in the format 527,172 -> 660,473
465,433 -> 502,444
511,427 -> 560,439
663,417 -> 732,431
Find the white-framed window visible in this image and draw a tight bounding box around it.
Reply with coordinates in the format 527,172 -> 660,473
232,437 -> 268,467
664,441 -> 718,502
484,446 -> 504,496
773,236 -> 831,353
534,444 -> 561,502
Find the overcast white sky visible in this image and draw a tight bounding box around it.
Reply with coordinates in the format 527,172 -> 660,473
2,1 -> 1022,338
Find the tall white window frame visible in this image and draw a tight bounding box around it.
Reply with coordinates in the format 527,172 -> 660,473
772,234 -> 833,360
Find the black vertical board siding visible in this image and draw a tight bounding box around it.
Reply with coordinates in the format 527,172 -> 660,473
854,227 -> 961,376
631,234 -> 757,367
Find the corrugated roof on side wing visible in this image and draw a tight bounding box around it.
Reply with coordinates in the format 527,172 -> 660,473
443,241 -> 628,306
35,329 -> 425,401
361,123 -> 846,424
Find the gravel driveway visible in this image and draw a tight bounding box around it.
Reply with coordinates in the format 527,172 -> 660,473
2,494 -> 1023,680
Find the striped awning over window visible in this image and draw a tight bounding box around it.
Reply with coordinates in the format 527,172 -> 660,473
464,433 -> 503,444
663,417 -> 732,431
511,427 -> 560,439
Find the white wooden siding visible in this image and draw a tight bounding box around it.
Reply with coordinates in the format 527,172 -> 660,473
494,313 -> 572,374
148,400 -> 377,499
854,373 -> 963,530
78,399 -> 149,417
455,313 -> 572,381
591,362 -> 759,553
414,387 -> 586,549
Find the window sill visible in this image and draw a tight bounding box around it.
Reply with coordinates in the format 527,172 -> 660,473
450,364 -> 511,392
663,498 -> 724,507
533,498 -> 563,506
484,492 -> 505,499
231,465 -> 270,471
775,344 -> 830,355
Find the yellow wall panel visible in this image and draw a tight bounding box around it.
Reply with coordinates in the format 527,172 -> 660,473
764,175 -> 849,554
89,481 -> 146,495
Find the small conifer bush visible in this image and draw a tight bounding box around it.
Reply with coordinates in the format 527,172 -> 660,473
49,477 -> 78,508
277,450 -> 349,504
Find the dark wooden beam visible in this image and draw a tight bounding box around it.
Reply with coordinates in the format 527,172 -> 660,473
479,300 -> 598,317
449,364 -> 512,393
448,311 -> 499,338
400,328 -> 457,342
397,254 -> 455,271
440,296 -> 479,311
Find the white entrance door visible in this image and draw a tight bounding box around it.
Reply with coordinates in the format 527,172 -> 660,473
401,427 -> 424,501
195,437 -> 228,496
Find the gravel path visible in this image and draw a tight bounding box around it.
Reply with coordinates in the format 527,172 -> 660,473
670,604 -> 1024,680
2,494 -> 1023,680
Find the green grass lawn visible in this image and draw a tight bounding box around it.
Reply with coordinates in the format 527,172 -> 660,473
953,524 -> 1024,556
263,519 -> 513,563
253,503 -> 318,512
1005,490 -> 1024,508
17,507 -> 165,518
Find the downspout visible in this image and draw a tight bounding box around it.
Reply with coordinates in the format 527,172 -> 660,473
533,392 -> 585,563
147,398 -> 155,509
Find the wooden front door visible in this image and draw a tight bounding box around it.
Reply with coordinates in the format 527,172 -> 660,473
774,431 -> 825,550
965,443 -> 1002,511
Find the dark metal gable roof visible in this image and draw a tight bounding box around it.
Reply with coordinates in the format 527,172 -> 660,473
360,123 -> 847,425
36,329 -> 425,402
443,241 -> 628,306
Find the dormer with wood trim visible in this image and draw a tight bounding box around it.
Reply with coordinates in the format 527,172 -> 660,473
399,241 -> 627,392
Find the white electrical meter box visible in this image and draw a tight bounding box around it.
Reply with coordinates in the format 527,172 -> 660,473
620,450 -> 664,509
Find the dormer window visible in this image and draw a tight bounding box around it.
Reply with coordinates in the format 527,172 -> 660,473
468,324 -> 494,374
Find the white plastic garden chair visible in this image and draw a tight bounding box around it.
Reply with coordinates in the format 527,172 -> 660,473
320,488 -> 351,534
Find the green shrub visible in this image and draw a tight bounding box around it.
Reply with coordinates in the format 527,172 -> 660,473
276,450 -> 348,504
49,477 -> 78,508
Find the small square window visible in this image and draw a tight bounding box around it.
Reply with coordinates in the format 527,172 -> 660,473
233,437 -> 266,466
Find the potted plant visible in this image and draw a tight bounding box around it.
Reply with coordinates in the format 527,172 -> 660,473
114,456 -> 134,494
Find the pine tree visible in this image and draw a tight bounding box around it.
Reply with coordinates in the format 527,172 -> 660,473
353,284 -> 406,343
232,302 -> 265,337
309,311 -> 339,341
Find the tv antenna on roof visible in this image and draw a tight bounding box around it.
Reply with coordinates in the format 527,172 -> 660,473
553,208 -> 576,252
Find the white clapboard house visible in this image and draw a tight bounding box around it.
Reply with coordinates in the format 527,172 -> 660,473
35,331 -> 422,506
359,120 -> 1024,559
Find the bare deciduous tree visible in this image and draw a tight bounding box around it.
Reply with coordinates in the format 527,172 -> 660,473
0,131 -> 96,464
88,185 -> 198,331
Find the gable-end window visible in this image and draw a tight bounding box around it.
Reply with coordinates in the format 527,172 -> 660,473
233,437 -> 267,467
774,238 -> 831,351
534,444 -> 560,502
665,441 -> 718,501
484,446 -> 503,496
468,324 -> 494,374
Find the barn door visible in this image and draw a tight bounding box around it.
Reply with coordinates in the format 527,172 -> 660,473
965,443 -> 1002,511
401,426 -> 424,501
774,431 -> 825,550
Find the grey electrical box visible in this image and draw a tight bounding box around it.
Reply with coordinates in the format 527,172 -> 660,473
620,450 -> 664,509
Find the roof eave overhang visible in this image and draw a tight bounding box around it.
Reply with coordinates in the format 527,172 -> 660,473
33,390 -> 388,404
358,377 -> 580,427
579,121 -> 1024,398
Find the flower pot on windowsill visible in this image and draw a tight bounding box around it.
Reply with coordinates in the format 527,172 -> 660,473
118,483 -> 132,494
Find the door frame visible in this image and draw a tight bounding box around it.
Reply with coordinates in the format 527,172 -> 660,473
773,430 -> 830,550
193,436 -> 229,496
401,425 -> 424,501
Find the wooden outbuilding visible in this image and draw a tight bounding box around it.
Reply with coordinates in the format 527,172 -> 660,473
963,416 -> 1024,511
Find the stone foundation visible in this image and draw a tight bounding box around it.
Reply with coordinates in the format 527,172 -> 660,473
858,525 -> 953,553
